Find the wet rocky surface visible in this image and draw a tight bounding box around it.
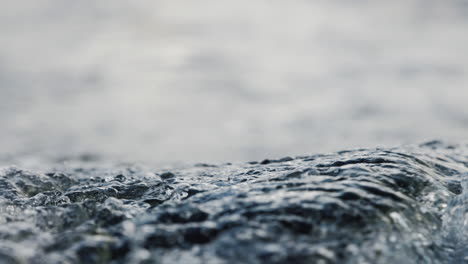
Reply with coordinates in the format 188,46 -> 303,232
1,141 -> 468,264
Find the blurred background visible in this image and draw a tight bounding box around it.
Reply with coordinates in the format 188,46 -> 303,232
1,0 -> 467,165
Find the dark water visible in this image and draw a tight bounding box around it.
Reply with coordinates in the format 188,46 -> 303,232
1,141 -> 468,263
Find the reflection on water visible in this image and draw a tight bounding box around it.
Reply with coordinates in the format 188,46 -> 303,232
0,0 -> 467,164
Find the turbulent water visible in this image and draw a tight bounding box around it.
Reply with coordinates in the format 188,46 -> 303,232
2,2 -> 468,263
0,141 -> 467,263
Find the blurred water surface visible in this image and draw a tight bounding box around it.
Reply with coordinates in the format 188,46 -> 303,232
1,0 -> 467,164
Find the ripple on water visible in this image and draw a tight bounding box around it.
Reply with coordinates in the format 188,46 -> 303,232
0,142 -> 468,263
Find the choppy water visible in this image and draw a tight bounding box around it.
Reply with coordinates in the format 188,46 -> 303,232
1,141 -> 468,263
1,2 -> 468,263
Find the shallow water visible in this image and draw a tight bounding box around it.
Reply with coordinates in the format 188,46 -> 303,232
1,141 -> 468,263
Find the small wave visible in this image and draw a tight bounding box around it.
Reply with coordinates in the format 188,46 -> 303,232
0,141 -> 468,263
